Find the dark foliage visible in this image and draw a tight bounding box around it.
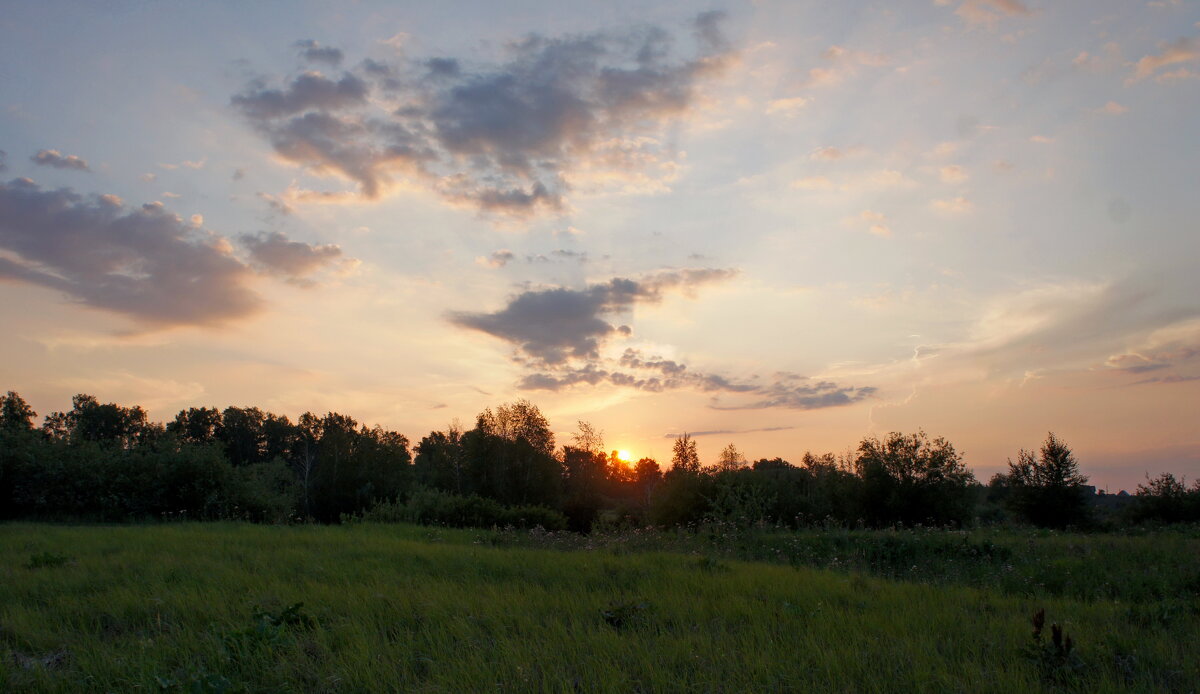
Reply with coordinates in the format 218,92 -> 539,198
1001,433 -> 1093,528
0,391 -> 1189,531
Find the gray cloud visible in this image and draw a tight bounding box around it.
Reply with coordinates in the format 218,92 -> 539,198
520,348 -> 875,410
232,72 -> 369,120
708,380 -> 878,410
451,267 -> 874,410
450,268 -> 735,364
0,178 -> 259,325
296,39 -> 344,67
233,13 -> 733,214
240,230 -> 343,283
0,150 -> 6,172
478,248 -> 591,268
478,249 -> 516,268
31,149 -> 90,172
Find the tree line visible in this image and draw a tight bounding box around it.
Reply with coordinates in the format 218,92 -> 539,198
1,391 -> 1196,530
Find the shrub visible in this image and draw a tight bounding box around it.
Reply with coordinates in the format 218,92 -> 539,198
358,488 -> 567,530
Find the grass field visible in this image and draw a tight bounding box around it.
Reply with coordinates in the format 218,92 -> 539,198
1,523 -> 1197,693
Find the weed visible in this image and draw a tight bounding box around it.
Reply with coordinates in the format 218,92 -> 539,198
221,602 -> 314,657
25,551 -> 71,569
1023,608 -> 1086,688
696,556 -> 730,573
601,600 -> 649,631
155,670 -> 245,693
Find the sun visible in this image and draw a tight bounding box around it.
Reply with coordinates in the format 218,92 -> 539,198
616,449 -> 633,463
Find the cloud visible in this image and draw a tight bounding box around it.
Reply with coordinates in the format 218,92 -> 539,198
1154,67 -> 1199,83
1128,37 -> 1200,84
451,267 -> 874,410
810,146 -> 861,161
662,426 -> 795,438
450,268 -> 735,364
239,230 -> 344,283
708,380 -> 877,410
0,178 -> 259,325
939,165 -> 968,183
843,210 -> 890,237
1097,101 -> 1128,115
949,276 -> 1200,379
800,45 -> 890,89
946,0 -> 1032,28
1104,318 -> 1200,379
791,169 -> 917,193
30,149 -> 90,171
296,39 -> 344,67
477,248 -> 592,268
234,13 -> 735,215
930,196 -> 974,213
0,150 -> 6,172
765,97 -> 808,117
476,249 -> 515,268
521,348 -> 875,411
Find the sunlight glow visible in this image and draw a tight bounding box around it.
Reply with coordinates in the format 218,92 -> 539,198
616,449 -> 633,463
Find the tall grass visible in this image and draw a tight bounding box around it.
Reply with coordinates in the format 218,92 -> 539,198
1,523 -> 1195,692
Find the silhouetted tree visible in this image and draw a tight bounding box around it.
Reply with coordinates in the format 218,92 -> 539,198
669,433 -> 700,475
1,391 -> 37,432
42,394 -> 160,448
1004,432 -> 1092,528
715,442 -> 746,472
1126,473 -> 1200,524
476,399 -> 555,457
855,431 -> 976,526
167,406 -> 223,445
414,427 -> 465,494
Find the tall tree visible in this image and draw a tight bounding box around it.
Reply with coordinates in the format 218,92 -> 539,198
1004,432 -> 1091,528
716,442 -> 746,472
670,433 -> 700,475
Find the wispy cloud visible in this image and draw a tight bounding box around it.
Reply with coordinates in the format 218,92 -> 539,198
1127,36 -> 1199,84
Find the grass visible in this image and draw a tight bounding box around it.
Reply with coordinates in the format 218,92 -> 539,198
0,523 -> 1196,693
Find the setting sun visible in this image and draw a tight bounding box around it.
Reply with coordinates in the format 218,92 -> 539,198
616,450 -> 633,463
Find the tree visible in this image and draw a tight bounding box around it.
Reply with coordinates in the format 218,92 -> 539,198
0,391 -> 37,432
1004,432 -> 1092,528
476,400 -> 555,457
715,443 -> 746,472
571,421 -> 604,455
42,394 -> 160,448
464,402 -> 562,508
855,431 -> 976,526
414,427 -> 465,494
167,406 -> 223,445
1127,473 -> 1200,525
670,433 -> 700,475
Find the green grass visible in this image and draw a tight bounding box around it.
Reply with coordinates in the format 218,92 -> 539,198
1,523 -> 1196,693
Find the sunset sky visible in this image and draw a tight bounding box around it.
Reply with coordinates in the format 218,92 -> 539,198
2,0 -> 1198,489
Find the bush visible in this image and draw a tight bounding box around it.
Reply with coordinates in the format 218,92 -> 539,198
358,488 -> 567,530
1125,473 -> 1200,525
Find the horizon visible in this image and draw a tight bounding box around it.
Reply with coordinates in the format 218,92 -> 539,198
2,0 -> 1198,492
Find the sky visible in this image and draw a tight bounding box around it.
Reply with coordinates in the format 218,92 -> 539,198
1,0 -> 1198,490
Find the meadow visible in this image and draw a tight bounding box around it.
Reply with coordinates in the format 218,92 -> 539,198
1,523 -> 1197,693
